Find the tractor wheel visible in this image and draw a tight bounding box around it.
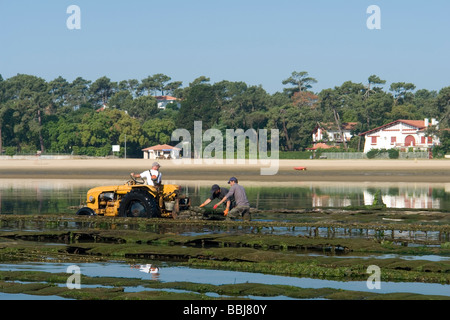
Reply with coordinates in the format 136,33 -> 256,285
76,207 -> 96,216
118,190 -> 160,218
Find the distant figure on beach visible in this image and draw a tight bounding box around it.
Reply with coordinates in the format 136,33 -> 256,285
215,177 -> 251,220
199,184 -> 235,216
131,162 -> 161,186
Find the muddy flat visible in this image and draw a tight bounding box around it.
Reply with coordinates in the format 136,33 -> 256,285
1,158 -> 449,182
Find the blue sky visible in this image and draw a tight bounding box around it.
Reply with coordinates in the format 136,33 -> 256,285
1,0 -> 449,94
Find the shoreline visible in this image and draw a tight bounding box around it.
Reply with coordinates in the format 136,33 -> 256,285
1,158 -> 449,182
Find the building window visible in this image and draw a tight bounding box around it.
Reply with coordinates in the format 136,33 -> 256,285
371,136 -> 377,145
428,136 -> 432,144
421,136 -> 426,144
391,137 -> 396,144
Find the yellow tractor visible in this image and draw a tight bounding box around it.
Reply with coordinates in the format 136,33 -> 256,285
76,175 -> 190,218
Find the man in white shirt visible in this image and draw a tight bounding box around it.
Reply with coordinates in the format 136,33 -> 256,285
131,162 -> 162,186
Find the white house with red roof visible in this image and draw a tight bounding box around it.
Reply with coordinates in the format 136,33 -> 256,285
142,144 -> 181,159
155,96 -> 181,110
359,118 -> 439,153
312,122 -> 358,144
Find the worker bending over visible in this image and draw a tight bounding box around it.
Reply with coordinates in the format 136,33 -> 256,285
199,184 -> 235,216
215,177 -> 251,221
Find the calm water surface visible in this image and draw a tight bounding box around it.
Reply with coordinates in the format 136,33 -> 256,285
0,262 -> 448,298
0,179 -> 449,214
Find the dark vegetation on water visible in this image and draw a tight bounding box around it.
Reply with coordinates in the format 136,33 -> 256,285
0,206 -> 449,300
0,270 -> 448,300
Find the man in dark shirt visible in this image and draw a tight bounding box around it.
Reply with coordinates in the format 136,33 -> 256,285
199,184 -> 235,215
215,177 -> 251,221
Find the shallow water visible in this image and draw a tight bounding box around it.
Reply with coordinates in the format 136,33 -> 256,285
0,292 -> 71,300
0,261 -> 449,298
303,253 -> 450,262
0,179 -> 449,215
0,179 -> 449,300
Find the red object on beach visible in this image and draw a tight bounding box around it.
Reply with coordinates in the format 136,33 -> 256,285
294,166 -> 307,171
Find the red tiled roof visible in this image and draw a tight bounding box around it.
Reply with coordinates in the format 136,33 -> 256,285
359,120 -> 426,136
306,143 -> 338,150
313,122 -> 358,133
399,120 -> 426,128
142,144 -> 181,151
154,95 -> 178,101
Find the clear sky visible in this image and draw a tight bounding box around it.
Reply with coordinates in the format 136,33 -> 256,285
1,0 -> 449,94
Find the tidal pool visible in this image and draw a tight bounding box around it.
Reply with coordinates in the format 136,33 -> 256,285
0,293 -> 71,300
0,261 -> 449,298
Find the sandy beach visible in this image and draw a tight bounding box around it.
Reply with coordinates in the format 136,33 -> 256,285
0,158 -> 449,183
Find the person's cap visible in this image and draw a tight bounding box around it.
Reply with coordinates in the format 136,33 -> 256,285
211,184 -> 220,192
227,177 -> 238,184
152,162 -> 161,167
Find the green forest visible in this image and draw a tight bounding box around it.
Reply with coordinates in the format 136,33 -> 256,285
0,72 -> 449,158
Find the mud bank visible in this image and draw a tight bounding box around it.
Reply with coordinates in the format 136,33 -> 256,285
1,211 -> 449,300
1,159 -> 449,182
1,269 -> 449,300
1,216 -> 449,284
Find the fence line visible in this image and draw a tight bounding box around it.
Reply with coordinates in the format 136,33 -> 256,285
319,152 -> 430,160
398,152 -> 429,159
0,152 -> 432,160
320,152 -> 367,159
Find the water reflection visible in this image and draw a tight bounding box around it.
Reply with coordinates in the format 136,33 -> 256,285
0,262 -> 448,298
0,179 -> 448,214
364,189 -> 440,209
130,264 -> 160,280
0,179 -> 122,215
307,182 -> 446,210
192,181 -> 450,211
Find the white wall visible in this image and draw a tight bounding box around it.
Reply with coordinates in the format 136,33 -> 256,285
363,122 -> 436,153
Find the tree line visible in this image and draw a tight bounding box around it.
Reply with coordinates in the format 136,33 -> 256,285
0,72 -> 449,158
